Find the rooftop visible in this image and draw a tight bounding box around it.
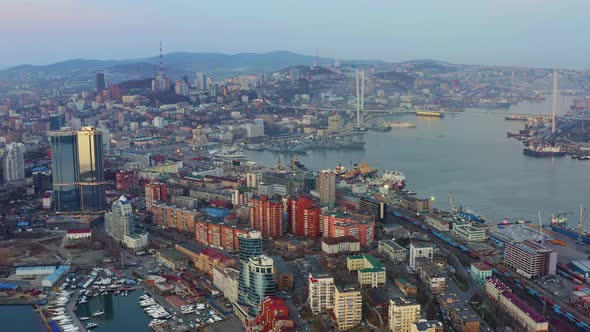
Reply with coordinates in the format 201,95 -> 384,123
159,249 -> 188,261
502,291 -> 547,323
380,240 -> 405,251
322,236 -> 359,245
391,297 -> 419,306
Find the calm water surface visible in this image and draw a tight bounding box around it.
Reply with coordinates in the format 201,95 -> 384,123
246,97 -> 590,224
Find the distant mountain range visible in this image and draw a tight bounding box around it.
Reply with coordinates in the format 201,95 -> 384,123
0,51 -> 357,81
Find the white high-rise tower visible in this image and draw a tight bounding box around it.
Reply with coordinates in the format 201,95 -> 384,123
3,142 -> 25,185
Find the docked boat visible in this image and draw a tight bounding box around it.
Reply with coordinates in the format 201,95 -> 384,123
85,323 -> 99,329
549,212 -> 590,244
91,311 -> 104,317
452,207 -> 486,224
523,145 -> 566,157
416,110 -> 444,117
382,170 -> 406,190
78,316 -> 90,321
505,115 -> 528,121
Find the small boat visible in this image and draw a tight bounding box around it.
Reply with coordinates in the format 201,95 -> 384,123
85,323 -> 99,329
91,311 -> 104,317
78,317 -> 90,321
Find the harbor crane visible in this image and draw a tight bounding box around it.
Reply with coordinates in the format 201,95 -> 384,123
577,204 -> 587,244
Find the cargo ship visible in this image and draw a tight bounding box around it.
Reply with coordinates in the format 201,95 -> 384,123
523,145 -> 566,157
452,207 -> 486,223
416,110 -> 444,118
549,214 -> 590,244
382,170 -> 406,190
505,115 -> 528,121
340,162 -> 378,180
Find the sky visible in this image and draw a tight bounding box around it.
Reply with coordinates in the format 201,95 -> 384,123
1,0 -> 589,69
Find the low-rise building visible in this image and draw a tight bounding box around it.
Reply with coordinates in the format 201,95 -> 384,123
411,319 -> 443,332
123,233 -> 148,251
452,223 -> 487,242
409,242 -> 433,270
272,256 -> 294,291
414,258 -> 446,294
485,277 -> 548,332
65,229 -> 92,240
321,236 -> 360,255
400,196 -> 432,214
470,262 -> 493,285
389,297 -> 421,332
439,294 -> 481,332
156,249 -> 189,271
378,240 -> 407,263
395,278 -> 418,296
347,254 -> 386,288
175,243 -> 236,277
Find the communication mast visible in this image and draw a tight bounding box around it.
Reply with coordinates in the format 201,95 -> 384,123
552,67 -> 558,135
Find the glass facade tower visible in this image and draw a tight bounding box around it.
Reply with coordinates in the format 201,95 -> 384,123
50,127 -> 105,213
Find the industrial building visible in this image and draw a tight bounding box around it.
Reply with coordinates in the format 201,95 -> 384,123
452,223 -> 487,242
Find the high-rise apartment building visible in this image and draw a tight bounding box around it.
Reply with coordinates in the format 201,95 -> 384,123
50,127 -> 105,212
308,273 -> 335,314
3,142 -> 25,185
105,195 -> 133,241
195,72 -> 208,91
246,172 -> 262,188
317,170 -> 336,205
248,196 -> 283,239
504,240 -> 557,278
409,242 -> 433,269
288,196 -> 321,237
389,297 -> 421,332
145,182 -> 168,211
334,285 -> 362,330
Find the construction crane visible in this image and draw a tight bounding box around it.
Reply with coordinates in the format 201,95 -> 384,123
577,204 -> 587,244
448,192 -> 456,211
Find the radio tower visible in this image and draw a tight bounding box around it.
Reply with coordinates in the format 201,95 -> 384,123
159,40 -> 164,75
552,67 -> 558,134
313,48 -> 318,69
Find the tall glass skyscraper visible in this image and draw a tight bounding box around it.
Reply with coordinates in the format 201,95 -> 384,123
50,127 -> 105,213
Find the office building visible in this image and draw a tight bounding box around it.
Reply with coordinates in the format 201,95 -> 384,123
49,114 -> 65,131
400,196 -> 433,214
308,273 -> 335,314
213,266 -> 239,303
50,127 -> 105,213
3,142 -> 25,185
96,72 -> 105,92
378,240 -> 407,263
504,240 -> 557,278
317,170 -> 336,205
105,195 -> 133,242
409,242 -> 433,269
333,285 -> 362,330
195,72 -> 208,91
244,255 -> 276,316
321,236 -> 360,255
347,254 -> 386,288
359,196 -> 387,222
246,172 -> 262,188
288,196 -> 321,237
248,196 -> 284,239
452,223 -> 487,242
389,297 -> 421,332
238,231 -> 263,315
145,182 -> 168,210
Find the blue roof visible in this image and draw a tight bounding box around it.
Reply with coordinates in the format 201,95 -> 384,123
16,221 -> 30,227
0,283 -> 19,290
201,207 -> 229,218
32,166 -> 49,172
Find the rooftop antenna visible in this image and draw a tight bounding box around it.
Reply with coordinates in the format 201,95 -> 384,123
552,67 -> 558,135
538,210 -> 544,245
313,48 -> 318,68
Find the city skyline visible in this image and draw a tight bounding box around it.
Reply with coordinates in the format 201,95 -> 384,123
1,0 -> 590,69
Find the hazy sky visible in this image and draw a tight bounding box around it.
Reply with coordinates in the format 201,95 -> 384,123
1,0 -> 589,69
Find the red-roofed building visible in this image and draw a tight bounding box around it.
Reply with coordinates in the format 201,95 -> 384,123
249,296 -> 296,332
321,215 -> 374,247
66,229 -> 92,239
175,243 -> 237,277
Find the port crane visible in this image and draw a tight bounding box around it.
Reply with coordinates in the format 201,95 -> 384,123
448,192 -> 456,211
577,204 -> 587,244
